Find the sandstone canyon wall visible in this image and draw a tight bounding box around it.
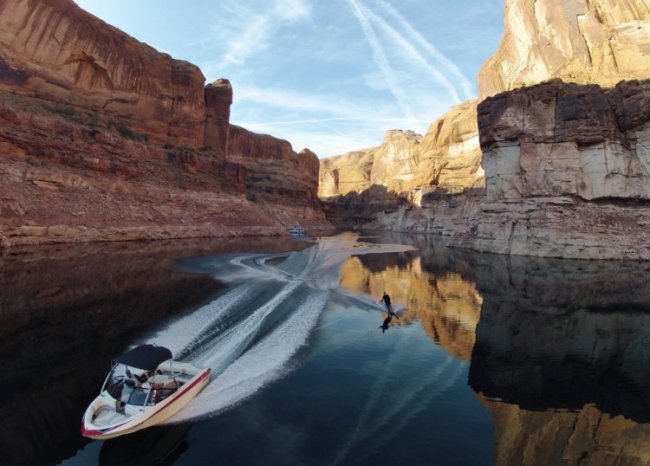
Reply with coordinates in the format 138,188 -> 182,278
0,0 -> 331,247
319,100 -> 484,230
479,0 -> 650,98
469,78 -> 650,259
320,0 -> 650,260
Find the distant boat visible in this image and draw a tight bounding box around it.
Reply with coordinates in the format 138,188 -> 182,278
287,222 -> 307,237
81,344 -> 210,440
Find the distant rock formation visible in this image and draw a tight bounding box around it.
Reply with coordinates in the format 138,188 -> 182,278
320,101 -> 483,204
479,0 -> 650,99
319,100 -> 483,230
0,0 -> 332,246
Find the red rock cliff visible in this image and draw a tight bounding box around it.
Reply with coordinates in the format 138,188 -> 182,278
0,0 -> 207,148
0,0 -> 332,246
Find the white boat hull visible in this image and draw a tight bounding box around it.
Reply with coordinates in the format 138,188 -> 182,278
81,366 -> 210,440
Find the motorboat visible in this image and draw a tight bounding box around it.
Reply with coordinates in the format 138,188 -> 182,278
81,344 -> 210,440
287,222 -> 307,237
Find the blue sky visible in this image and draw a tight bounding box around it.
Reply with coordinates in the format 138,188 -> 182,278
73,0 -> 504,157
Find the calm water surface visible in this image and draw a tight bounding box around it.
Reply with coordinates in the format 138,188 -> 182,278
2,234 -> 650,465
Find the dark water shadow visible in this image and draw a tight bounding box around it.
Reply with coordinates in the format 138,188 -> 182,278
99,424 -> 192,466
467,253 -> 650,422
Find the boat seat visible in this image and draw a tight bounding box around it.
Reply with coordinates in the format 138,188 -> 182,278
149,374 -> 178,390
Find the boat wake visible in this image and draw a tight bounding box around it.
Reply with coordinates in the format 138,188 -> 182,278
136,234 -> 414,423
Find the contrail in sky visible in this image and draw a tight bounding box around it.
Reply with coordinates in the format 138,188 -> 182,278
376,0 -> 474,99
361,6 -> 462,103
244,117 -> 434,127
347,0 -> 416,121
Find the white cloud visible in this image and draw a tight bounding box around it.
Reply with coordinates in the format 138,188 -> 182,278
210,0 -> 312,68
235,86 -> 377,119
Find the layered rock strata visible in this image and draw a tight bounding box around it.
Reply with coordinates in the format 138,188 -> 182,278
468,78 -> 650,259
0,0 -> 206,148
319,100 -> 483,230
320,100 -> 483,204
479,0 -> 650,99
0,0 -> 331,246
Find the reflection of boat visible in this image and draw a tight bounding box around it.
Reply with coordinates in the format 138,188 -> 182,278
287,222 -> 307,237
81,344 -> 210,440
99,424 -> 191,466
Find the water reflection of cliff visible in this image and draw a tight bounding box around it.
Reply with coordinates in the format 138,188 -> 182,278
338,239 -> 482,360
0,237 -> 305,466
469,254 -> 650,465
349,235 -> 650,466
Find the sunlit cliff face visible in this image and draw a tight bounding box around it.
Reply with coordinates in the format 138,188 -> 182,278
337,253 -> 482,361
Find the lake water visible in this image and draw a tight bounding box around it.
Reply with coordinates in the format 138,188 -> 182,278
2,233 -> 650,465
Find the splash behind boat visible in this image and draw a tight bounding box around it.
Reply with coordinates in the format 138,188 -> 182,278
81,344 -> 210,440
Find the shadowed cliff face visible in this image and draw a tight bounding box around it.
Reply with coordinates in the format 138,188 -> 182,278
470,78 -> 650,260
0,237 -> 308,466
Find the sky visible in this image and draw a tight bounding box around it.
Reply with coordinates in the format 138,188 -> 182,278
72,0 -> 504,157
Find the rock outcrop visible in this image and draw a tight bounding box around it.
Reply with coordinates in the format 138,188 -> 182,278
0,0 -> 332,246
480,79 -> 650,201
479,0 -> 650,99
467,78 -> 650,259
0,0 -> 206,148
320,101 -> 483,204
319,100 -> 483,230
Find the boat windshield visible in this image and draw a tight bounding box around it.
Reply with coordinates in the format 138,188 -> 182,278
103,363 -> 152,407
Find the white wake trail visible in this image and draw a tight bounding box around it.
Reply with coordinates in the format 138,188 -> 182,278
191,281 -> 302,372
139,281 -> 256,355
167,291 -> 328,423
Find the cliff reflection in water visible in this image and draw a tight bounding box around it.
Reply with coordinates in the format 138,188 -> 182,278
469,254 -> 650,465
0,237 -> 306,466
344,235 -> 650,466
338,239 -> 482,360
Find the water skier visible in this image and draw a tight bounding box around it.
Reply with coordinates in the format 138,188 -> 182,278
379,291 -> 399,319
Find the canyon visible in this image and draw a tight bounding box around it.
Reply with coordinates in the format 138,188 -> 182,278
320,0 -> 650,260
0,0 -> 332,247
